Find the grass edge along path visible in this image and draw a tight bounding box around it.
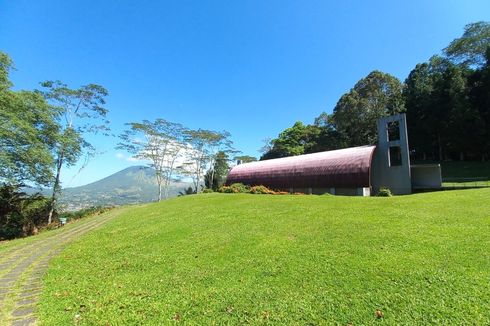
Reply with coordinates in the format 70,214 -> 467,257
39,189 -> 490,325
0,208 -> 123,325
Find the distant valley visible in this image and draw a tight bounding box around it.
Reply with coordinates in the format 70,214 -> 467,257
28,166 -> 193,211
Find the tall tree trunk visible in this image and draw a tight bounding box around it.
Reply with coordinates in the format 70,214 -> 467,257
164,179 -> 170,199
437,133 -> 443,162
164,155 -> 179,199
209,169 -> 215,190
157,176 -> 162,202
48,155 -> 63,224
164,168 -> 173,199
158,182 -> 162,202
154,169 -> 163,202
194,160 -> 201,193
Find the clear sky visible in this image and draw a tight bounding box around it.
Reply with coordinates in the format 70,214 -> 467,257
1,0 -> 489,187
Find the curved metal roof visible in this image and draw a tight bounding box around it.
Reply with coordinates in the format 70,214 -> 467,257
226,145 -> 376,189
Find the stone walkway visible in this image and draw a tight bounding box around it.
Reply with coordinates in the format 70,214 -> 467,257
0,213 -> 116,325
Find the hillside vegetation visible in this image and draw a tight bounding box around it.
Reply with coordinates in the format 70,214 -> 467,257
440,161 -> 490,179
39,190 -> 490,324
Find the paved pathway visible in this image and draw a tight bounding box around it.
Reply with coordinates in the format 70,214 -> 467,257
0,212 -> 117,325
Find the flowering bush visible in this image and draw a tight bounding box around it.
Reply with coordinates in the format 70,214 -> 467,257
218,183 -> 250,193
250,185 -> 276,194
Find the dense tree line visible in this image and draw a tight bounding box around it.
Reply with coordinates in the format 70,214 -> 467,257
404,53 -> 490,161
261,21 -> 490,162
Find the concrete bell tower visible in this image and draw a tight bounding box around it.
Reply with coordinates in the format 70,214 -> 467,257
371,113 -> 412,195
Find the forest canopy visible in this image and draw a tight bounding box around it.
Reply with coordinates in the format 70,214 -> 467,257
261,21 -> 490,162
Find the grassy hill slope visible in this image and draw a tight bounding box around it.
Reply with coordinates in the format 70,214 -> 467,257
39,190 -> 490,324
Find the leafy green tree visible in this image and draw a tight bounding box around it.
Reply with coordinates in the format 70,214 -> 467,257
259,137 -> 274,156
405,55 -> 486,161
423,57 -> 476,161
332,70 -> 405,146
260,122 -> 322,160
404,62 -> 436,160
118,119 -> 186,201
404,57 -> 455,160
260,113 -> 345,160
442,65 -> 483,160
0,52 -> 58,187
467,47 -> 490,160
234,155 -> 257,163
0,185 -> 51,239
273,122 -> 315,156
310,112 -> 346,152
0,51 -> 60,235
0,51 -> 14,90
442,21 -> 490,160
39,81 -> 109,223
444,21 -> 490,67
182,129 -> 235,193
204,151 -> 230,191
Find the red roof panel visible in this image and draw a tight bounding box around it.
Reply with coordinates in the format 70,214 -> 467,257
226,145 -> 376,189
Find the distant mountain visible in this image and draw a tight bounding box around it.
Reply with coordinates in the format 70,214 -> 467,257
57,166 -> 192,210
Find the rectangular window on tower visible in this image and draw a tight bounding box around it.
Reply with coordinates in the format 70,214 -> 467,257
387,121 -> 400,141
389,146 -> 402,166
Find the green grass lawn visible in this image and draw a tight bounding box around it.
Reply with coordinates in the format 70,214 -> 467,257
442,180 -> 490,188
37,190 -> 490,325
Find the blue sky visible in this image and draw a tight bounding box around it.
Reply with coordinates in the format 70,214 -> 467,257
1,0 -> 489,187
